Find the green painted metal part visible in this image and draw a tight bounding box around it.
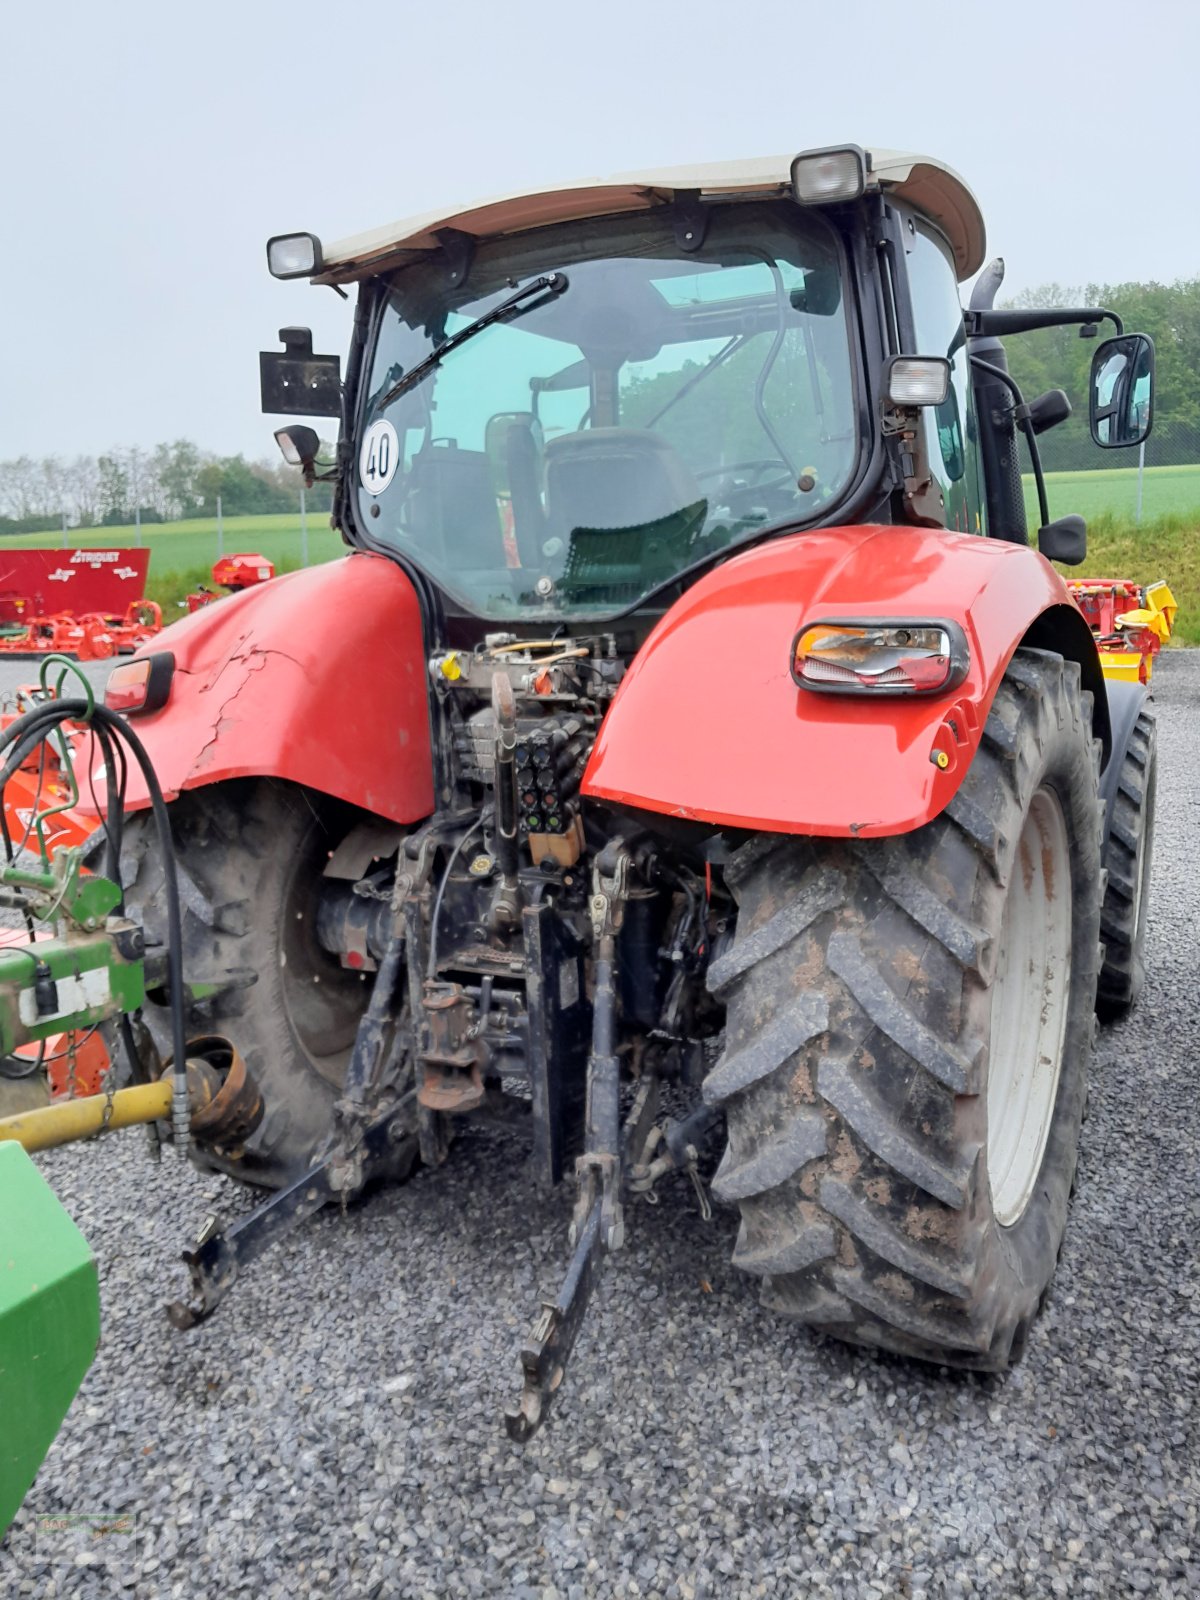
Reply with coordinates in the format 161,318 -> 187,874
0,929 -> 145,1058
0,1142 -> 99,1537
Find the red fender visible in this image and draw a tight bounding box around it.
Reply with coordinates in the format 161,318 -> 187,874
77,552 -> 433,824
582,524 -> 1100,838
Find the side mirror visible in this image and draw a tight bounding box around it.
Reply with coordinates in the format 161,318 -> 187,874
259,327 -> 342,417
788,265 -> 842,316
1024,388 -> 1072,436
1089,333 -> 1154,448
274,424 -> 320,470
1038,514 -> 1087,566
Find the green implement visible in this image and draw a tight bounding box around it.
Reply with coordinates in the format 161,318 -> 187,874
0,1142 -> 99,1537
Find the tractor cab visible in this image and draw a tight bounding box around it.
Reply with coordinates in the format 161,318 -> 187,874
263,145 -> 1151,624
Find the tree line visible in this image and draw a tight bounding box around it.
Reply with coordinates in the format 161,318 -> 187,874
0,440 -> 334,535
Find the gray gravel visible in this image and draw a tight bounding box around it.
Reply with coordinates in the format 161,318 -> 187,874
2,651 -> 1198,1599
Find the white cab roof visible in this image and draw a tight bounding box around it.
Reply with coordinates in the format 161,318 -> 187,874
314,148 -> 985,285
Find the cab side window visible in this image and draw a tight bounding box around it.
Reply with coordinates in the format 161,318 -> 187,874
904,219 -> 982,533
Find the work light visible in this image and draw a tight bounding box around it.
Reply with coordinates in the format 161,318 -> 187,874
266,232 -> 323,279
885,357 -> 952,408
791,146 -> 867,205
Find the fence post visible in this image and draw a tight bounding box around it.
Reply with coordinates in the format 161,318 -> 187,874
217,495 -> 224,560
1135,440 -> 1146,525
135,504 -> 142,548
61,511 -> 68,549
300,487 -> 308,567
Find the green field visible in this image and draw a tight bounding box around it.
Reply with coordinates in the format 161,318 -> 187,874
10,512 -> 344,570
1056,510 -> 1200,646
1024,463 -> 1200,527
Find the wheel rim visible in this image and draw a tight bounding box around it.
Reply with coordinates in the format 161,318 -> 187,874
987,786 -> 1073,1227
281,842 -> 372,1086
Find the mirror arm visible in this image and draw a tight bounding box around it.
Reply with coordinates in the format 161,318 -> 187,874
964,307 -> 1124,339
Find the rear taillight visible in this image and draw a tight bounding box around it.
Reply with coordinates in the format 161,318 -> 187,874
791,621 -> 967,696
105,652 -> 174,714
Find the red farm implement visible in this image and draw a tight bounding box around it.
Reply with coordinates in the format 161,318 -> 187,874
0,549 -> 160,660
186,552 -> 276,611
1066,578 -> 1177,684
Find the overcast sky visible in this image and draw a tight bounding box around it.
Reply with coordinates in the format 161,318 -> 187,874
3,0 -> 1195,463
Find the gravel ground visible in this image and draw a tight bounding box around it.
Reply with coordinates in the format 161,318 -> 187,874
2,652 -> 1198,1599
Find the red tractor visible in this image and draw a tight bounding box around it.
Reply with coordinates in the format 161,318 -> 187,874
85,147 -> 1158,1435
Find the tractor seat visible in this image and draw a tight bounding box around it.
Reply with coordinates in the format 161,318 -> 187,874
407,444 -> 503,567
543,429 -> 703,538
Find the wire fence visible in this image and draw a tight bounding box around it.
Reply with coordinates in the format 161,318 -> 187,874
3,431 -> 1198,581
1026,418 -> 1200,526
1036,417 -> 1200,476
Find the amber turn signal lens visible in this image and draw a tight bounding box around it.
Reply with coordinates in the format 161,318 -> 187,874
791,621 -> 967,695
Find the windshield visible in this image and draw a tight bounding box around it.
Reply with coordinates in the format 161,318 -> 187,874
356,203 -> 858,619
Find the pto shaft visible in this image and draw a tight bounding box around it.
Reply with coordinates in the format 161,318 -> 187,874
0,1080 -> 173,1153
0,1035 -> 262,1157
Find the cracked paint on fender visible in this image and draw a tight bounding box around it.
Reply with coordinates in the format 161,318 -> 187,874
76,553 -> 434,824
582,524 -> 1091,838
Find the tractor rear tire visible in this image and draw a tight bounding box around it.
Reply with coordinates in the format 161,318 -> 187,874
0,1070 -> 50,1120
704,650 -> 1103,1370
1097,707 -> 1157,1018
117,780 -> 382,1187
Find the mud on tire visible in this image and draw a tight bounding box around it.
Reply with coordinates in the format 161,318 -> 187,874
704,649 -> 1103,1370
116,780 -> 379,1187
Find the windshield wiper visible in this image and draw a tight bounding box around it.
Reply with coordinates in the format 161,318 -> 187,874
373,272 -> 569,413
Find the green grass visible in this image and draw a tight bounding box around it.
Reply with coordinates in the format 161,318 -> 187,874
1019,465 -> 1199,646
1024,463 -> 1200,526
10,512 -> 344,570
1056,509 -> 1200,646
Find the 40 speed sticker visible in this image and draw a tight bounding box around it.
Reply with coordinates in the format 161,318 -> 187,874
360,419 -> 399,495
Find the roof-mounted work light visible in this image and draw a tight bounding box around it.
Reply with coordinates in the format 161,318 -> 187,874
790,146 -> 867,205
266,232 -> 323,279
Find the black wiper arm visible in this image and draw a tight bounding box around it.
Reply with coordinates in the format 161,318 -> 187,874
373,272 -> 569,413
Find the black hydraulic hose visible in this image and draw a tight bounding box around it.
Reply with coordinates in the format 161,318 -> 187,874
426,820 -> 483,981
970,355 -> 1051,533
0,696 -> 189,1143
90,705 -> 189,1143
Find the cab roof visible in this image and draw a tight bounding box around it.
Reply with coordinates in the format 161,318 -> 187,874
313,148 -> 985,286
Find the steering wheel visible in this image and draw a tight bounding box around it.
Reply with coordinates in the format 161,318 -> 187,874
696,457 -> 797,508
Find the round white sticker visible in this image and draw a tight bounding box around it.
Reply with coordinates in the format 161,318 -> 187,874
360,420 -> 399,495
